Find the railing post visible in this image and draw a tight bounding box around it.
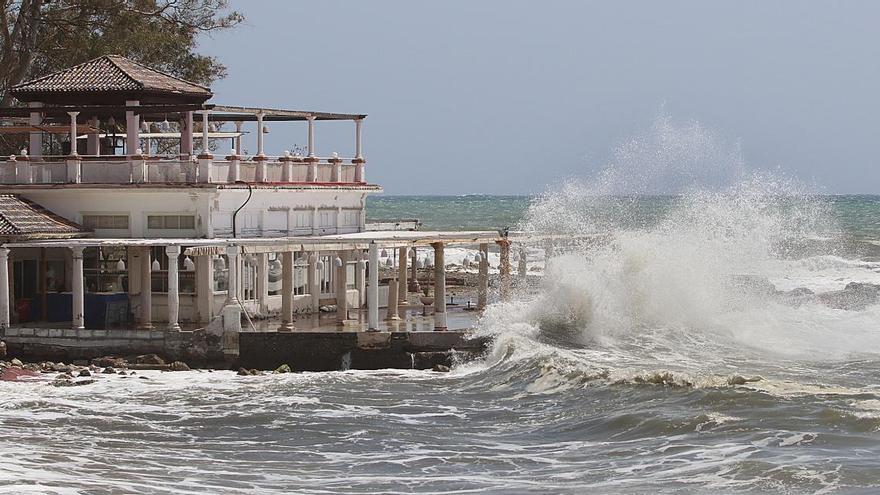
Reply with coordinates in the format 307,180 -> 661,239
130,150 -> 147,183
66,156 -> 81,184
227,151 -> 240,182
329,152 -> 342,182
13,154 -> 30,184
280,151 -> 292,182
254,155 -> 268,183
306,156 -> 318,182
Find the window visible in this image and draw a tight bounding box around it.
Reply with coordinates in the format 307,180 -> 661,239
82,215 -> 129,230
147,215 -> 195,230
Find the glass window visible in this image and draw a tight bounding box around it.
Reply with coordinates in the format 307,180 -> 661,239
147,215 -> 196,230
82,215 -> 129,230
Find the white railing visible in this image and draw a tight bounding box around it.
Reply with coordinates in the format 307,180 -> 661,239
0,155 -> 366,186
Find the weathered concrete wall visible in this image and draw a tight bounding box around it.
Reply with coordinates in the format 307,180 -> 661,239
1,327 -> 224,365
238,331 -> 489,371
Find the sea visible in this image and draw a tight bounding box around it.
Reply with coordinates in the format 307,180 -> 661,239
3,118 -> 880,494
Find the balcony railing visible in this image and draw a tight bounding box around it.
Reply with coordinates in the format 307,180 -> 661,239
0,154 -> 367,186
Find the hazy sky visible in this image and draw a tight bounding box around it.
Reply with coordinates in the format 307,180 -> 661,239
200,1 -> 880,195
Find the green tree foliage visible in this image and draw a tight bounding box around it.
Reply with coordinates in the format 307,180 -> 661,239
0,0 -> 242,106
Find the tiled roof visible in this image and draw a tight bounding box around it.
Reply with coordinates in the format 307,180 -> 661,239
0,194 -> 89,239
10,55 -> 212,98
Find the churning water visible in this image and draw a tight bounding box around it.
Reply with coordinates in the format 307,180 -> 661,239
3,115 -> 880,494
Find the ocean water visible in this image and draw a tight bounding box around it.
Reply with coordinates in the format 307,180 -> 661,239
4,117 -> 880,494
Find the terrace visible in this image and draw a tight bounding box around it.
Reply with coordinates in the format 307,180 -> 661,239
0,56 -> 368,187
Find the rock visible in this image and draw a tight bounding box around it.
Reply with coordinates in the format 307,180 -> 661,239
92,356 -> 126,368
102,367 -> 116,374
52,363 -> 67,372
432,364 -> 451,373
250,369 -> 262,376
818,282 -> 880,310
117,370 -> 127,376
274,364 -> 291,374
170,361 -> 190,371
0,341 -> 6,358
72,360 -> 89,367
139,376 -> 149,380
237,368 -> 250,376
10,358 -> 23,367
78,369 -> 91,377
134,354 -> 165,366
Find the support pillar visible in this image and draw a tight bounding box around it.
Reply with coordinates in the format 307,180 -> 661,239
166,245 -> 181,331
71,247 -> 85,330
433,242 -> 447,330
256,112 -> 265,157
234,121 -> 243,155
138,246 -> 153,329
222,245 -> 242,333
279,251 -> 294,331
180,111 -> 194,159
124,100 -> 139,155
368,243 -> 379,330
68,111 -> 80,156
355,251 -> 366,308
386,259 -> 399,321
478,243 -> 489,310
397,247 -> 408,305
0,248 -> 9,329
307,115 -> 316,157
28,102 -> 42,158
195,255 -> 213,323
197,111 -> 213,182
86,117 -> 100,155
256,253 -> 268,316
408,247 -> 420,293
336,251 -> 349,324
307,253 -> 320,312
498,240 -> 511,301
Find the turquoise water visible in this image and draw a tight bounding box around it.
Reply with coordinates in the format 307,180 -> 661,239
368,194 -> 880,240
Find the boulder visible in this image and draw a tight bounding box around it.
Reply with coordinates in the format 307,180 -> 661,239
432,364 -> 451,373
170,361 -> 191,371
102,367 -> 116,374
0,340 -> 6,358
237,367 -> 250,376
10,358 -> 22,367
92,356 -> 126,368
274,364 -> 291,374
134,354 -> 165,366
78,369 -> 91,377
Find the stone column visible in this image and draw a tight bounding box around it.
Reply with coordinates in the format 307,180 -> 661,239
478,243 -> 489,310
195,255 -> 213,323
256,253 -> 268,316
87,116 -> 100,155
256,112 -> 266,157
397,247 -> 408,305
197,111 -> 213,183
71,247 -> 85,329
279,251 -> 294,331
433,242 -> 447,330
139,246 -> 153,329
180,111 -> 194,159
336,251 -> 349,324
125,100 -> 139,155
386,268 -> 399,321
354,251 -> 365,308
28,102 -> 42,158
408,247 -> 420,293
307,115 -> 316,157
166,245 -> 181,331
68,111 -> 80,156
234,121 -> 243,154
368,244 -> 379,330
498,240 -> 511,302
355,118 -> 363,159
0,248 -> 9,329
308,252 -> 320,312
222,245 -> 242,332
